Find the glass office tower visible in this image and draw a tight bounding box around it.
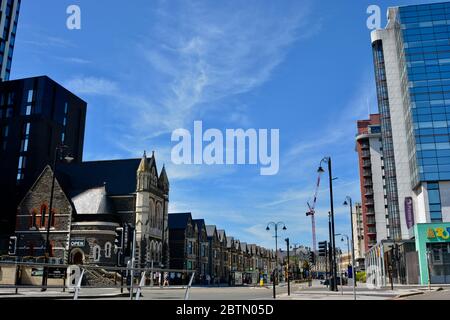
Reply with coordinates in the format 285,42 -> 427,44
0,0 -> 20,81
368,1 -> 450,285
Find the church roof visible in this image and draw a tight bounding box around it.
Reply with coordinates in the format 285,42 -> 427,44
57,159 -> 142,197
71,185 -> 114,214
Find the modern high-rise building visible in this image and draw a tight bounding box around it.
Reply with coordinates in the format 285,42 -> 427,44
0,76 -> 87,249
0,0 -> 20,81
356,114 -> 387,251
366,1 -> 450,285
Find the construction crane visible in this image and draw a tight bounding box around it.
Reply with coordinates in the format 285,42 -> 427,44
306,169 -> 324,254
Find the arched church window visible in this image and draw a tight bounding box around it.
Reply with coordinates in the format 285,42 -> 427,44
93,245 -> 101,262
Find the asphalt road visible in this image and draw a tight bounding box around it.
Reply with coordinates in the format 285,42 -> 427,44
400,289 -> 450,300
99,285 -> 293,300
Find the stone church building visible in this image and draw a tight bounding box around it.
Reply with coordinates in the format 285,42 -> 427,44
14,151 -> 170,268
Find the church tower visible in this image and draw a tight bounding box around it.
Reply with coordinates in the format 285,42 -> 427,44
159,165 -> 170,268
135,151 -> 151,267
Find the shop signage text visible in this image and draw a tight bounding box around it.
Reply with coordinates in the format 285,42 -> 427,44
427,227 -> 450,241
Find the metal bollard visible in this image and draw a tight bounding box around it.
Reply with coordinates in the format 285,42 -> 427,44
184,272 -> 196,300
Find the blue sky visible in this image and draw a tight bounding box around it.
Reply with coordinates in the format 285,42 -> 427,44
11,0 -> 437,251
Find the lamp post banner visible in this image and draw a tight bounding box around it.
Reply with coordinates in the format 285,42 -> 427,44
405,197 -> 415,230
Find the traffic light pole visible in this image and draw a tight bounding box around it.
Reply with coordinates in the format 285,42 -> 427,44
286,238 -> 290,296
328,211 -> 334,292
327,158 -> 338,292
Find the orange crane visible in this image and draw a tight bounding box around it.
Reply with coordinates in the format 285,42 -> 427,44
306,169 -> 323,253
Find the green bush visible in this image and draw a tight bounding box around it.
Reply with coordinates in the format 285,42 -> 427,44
356,271 -> 366,283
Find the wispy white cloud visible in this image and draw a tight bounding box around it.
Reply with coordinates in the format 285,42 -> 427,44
141,0 -> 319,132
56,57 -> 92,65
65,76 -> 119,96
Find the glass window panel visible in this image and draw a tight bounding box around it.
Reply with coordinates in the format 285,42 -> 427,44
428,189 -> 441,204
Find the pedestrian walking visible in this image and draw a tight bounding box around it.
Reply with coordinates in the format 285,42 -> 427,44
163,272 -> 169,287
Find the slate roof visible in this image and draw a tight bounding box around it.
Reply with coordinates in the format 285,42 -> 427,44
217,229 -> 226,242
226,237 -> 234,248
168,213 -> 192,229
71,185 -> 114,214
206,225 -> 217,238
57,159 -> 141,197
193,219 -> 206,232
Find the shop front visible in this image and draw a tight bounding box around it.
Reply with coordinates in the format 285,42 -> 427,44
415,223 -> 450,285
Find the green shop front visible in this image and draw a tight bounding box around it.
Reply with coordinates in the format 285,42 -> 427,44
415,223 -> 450,285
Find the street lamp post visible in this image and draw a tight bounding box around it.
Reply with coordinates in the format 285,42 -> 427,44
319,157 -> 338,291
266,222 -> 287,299
41,144 -> 73,292
344,196 -> 358,296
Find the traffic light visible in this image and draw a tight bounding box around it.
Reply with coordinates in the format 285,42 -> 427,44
318,241 -> 328,257
8,236 -> 17,255
309,252 -> 316,265
114,227 -> 124,250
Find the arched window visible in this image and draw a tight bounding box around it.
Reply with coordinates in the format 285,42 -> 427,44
30,210 -> 37,229
50,209 -> 56,228
40,204 -> 47,228
93,245 -> 101,262
49,241 -> 54,256
156,203 -> 162,230
105,242 -> 112,258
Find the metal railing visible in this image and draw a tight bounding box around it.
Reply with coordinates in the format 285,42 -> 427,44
0,261 -> 195,300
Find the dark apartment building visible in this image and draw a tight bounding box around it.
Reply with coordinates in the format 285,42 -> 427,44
0,76 -> 87,247
0,0 -> 21,81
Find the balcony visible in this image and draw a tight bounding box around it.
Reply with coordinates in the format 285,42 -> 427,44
367,228 -> 377,235
364,179 -> 373,187
363,170 -> 372,177
361,150 -> 371,159
361,143 -> 370,150
362,160 -> 372,168
365,188 -> 374,196
365,199 -> 374,206
366,217 -> 376,225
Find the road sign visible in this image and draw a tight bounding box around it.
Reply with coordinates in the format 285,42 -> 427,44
48,267 -> 66,279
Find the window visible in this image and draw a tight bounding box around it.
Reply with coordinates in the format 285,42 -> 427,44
16,156 -> 26,182
27,90 -> 33,103
40,205 -> 47,228
93,245 -> 101,262
30,210 -> 37,229
50,210 -> 55,228
105,242 -> 112,258
428,182 -> 442,222
7,92 -> 14,105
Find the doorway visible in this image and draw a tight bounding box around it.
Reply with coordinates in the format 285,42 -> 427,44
427,243 -> 450,284
70,249 -> 85,265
